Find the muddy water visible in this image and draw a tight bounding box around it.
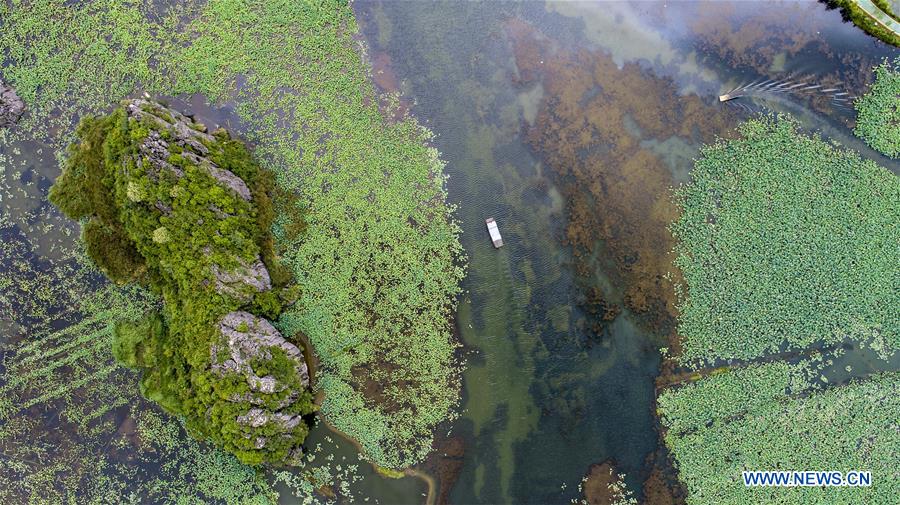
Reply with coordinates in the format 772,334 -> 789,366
352,1 -> 897,504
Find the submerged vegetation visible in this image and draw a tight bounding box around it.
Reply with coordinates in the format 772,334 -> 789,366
672,116 -> 899,366
49,100 -> 315,465
854,57 -> 900,158
509,17 -> 735,336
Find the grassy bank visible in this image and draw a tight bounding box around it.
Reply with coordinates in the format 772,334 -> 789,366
874,0 -> 900,22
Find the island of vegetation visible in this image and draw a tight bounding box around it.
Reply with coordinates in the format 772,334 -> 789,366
854,57 -> 900,158
662,115 -> 899,503
50,98 -> 315,466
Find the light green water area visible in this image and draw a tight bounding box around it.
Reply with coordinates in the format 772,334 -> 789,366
1,1 -> 897,504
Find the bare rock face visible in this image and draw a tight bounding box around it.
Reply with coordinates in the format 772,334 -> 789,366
212,311 -> 310,453
138,130 -> 184,178
0,80 -> 25,127
210,257 -> 272,303
214,311 -> 309,386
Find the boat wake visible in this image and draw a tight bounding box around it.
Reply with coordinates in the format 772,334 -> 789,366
718,76 -> 855,115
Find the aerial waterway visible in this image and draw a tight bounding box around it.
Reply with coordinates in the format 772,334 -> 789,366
0,2 -> 896,504
346,1 -> 898,503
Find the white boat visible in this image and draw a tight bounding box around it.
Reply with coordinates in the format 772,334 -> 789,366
485,217 -> 503,248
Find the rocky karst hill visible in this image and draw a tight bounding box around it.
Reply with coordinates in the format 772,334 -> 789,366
50,99 -> 315,465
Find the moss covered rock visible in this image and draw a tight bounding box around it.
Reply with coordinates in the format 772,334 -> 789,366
51,99 -> 315,466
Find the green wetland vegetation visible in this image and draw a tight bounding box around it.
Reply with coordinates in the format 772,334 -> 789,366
671,116 -> 898,366
1,1 -> 898,504
659,363 -> 899,505
664,114 -> 899,503
1,0 -> 461,501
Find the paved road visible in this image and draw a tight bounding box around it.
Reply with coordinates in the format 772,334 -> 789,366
854,0 -> 900,37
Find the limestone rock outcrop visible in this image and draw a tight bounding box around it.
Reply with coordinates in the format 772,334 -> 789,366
118,99 -> 316,463
210,257 -> 273,303
125,99 -> 252,201
125,99 -> 272,303
212,311 -> 310,454
213,311 -> 310,392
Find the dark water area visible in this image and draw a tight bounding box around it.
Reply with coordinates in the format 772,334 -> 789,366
352,1 -> 898,504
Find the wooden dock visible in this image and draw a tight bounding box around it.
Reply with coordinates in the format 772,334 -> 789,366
485,218 -> 503,248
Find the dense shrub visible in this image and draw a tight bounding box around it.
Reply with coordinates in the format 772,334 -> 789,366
111,311 -> 165,369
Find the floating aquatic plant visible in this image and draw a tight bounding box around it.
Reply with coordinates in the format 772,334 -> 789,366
658,362 -> 900,505
672,115 -> 899,367
663,114 -> 899,504
854,57 -> 900,158
161,1 -> 466,469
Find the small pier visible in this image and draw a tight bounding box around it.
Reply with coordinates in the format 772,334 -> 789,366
485,218 -> 503,248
